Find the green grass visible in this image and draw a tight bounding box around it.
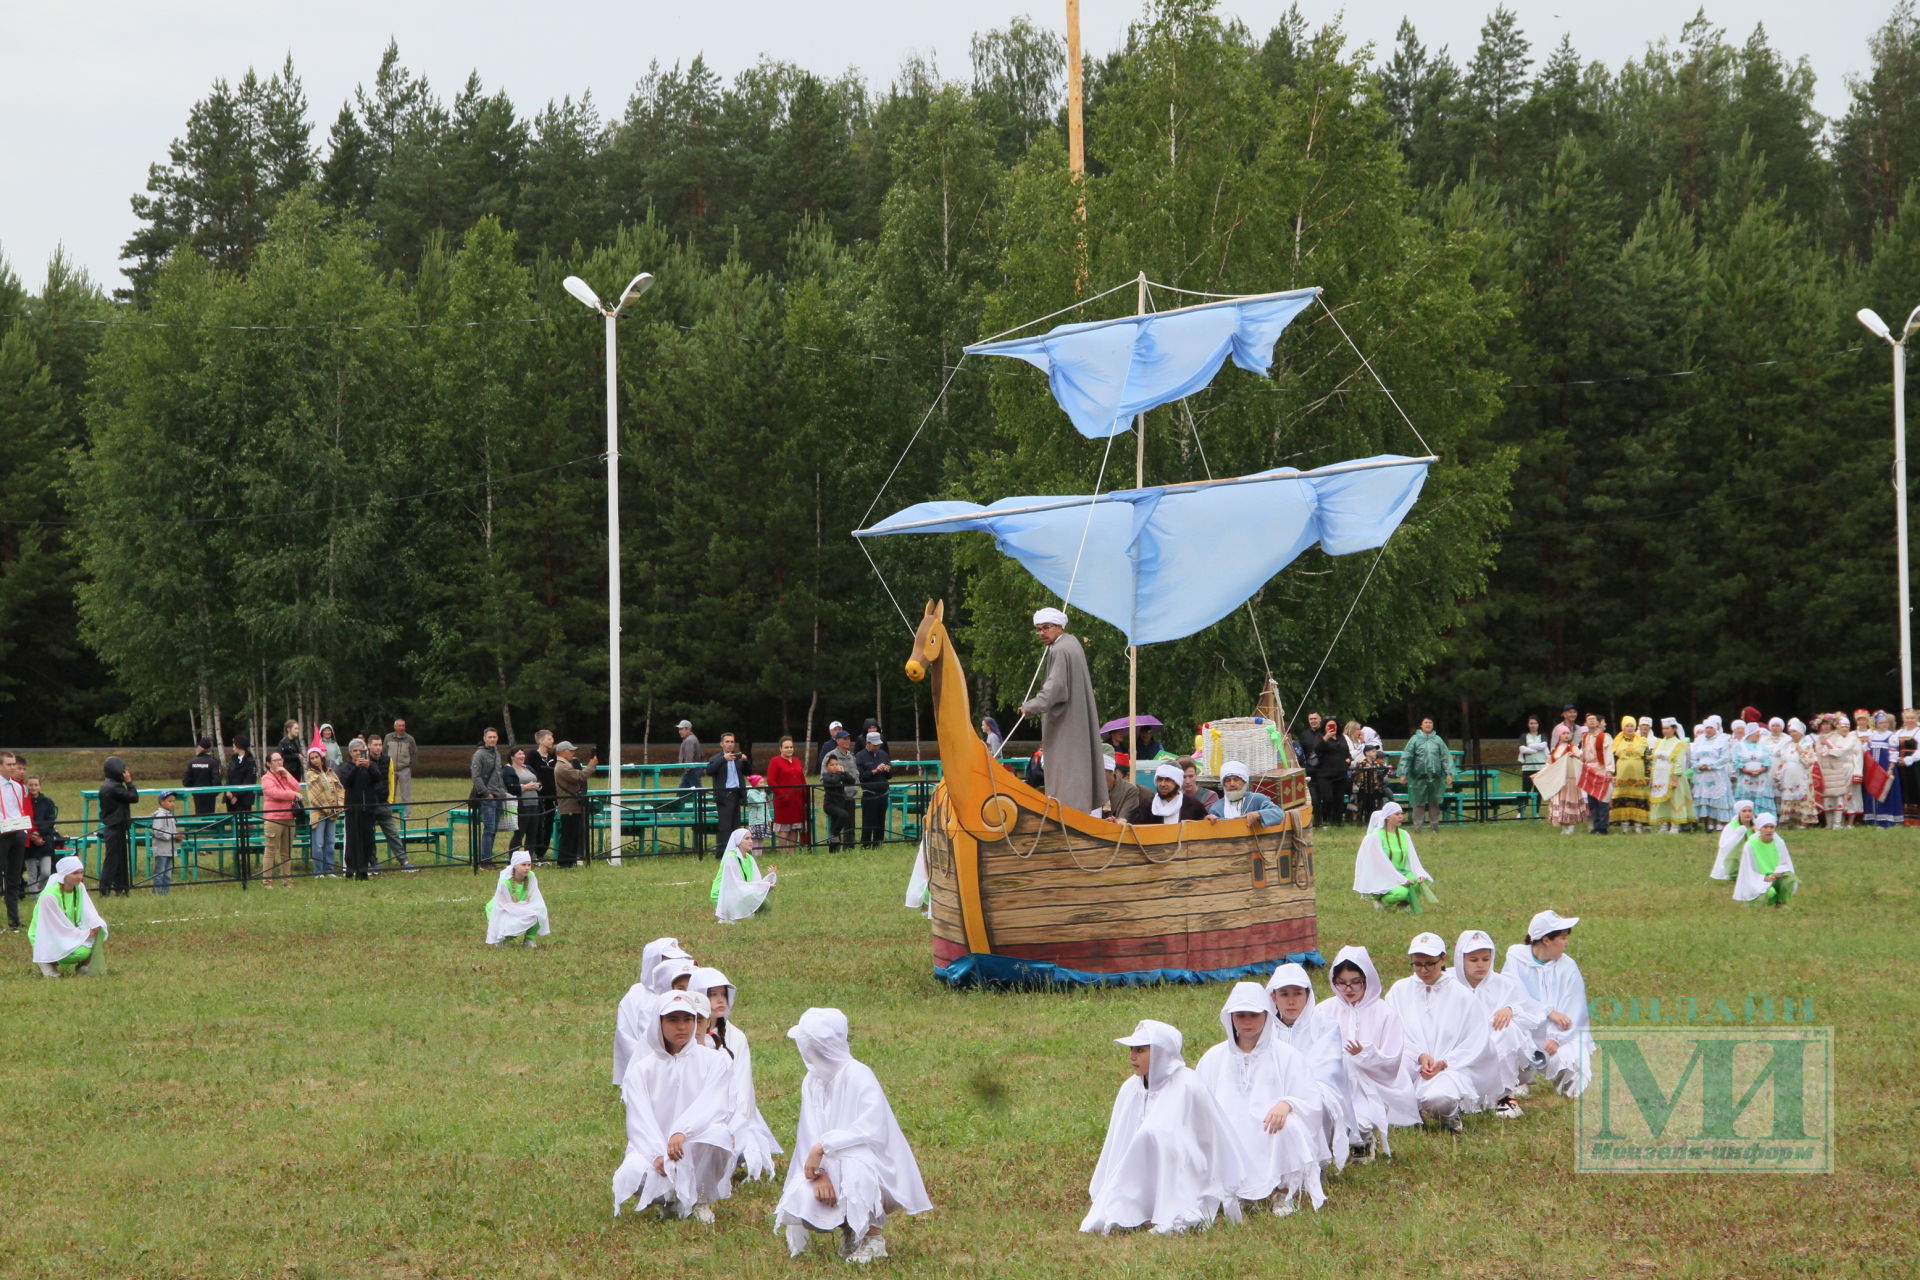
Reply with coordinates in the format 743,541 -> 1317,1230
7,823 -> 1917,1278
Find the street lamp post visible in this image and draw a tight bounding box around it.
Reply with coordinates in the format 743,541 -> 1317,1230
1857,304 -> 1920,709
564,271 -> 654,861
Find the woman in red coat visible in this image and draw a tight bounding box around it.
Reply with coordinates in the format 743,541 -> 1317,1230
766,736 -> 810,848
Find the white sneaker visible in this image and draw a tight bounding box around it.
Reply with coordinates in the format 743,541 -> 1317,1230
693,1204 -> 715,1225
37,962 -> 60,978
846,1235 -> 887,1264
1270,1191 -> 1298,1217
524,938 -> 537,949
1512,1082 -> 1531,1099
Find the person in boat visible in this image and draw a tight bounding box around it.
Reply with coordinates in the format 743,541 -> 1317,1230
1384,933 -> 1501,1134
1351,802 -> 1435,912
777,1007 -> 932,1263
1082,1019 -> 1243,1236
1179,758 -> 1219,811
1018,608 -> 1106,815
1127,763 -> 1208,825
1206,761 -> 1282,826
1104,754 -> 1146,822
1193,982 -> 1329,1218
611,990 -> 736,1224
1733,814 -> 1797,907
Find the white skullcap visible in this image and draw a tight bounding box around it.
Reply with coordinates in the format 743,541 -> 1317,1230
1706,715 -> 1723,727
1661,717 -> 1678,727
1032,607 -> 1068,628
1788,718 -> 1805,733
1154,763 -> 1183,784
1101,754 -> 1116,771
509,849 -> 532,867
55,855 -> 84,878
1755,812 -> 1779,828
1769,717 -> 1785,729
1220,761 -> 1249,783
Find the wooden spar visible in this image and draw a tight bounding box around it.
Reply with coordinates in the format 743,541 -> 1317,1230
1066,0 -> 1088,289
1129,270 -> 1146,768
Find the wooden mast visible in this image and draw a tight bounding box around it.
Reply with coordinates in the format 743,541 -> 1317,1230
1066,0 -> 1088,290
1129,270 -> 1146,768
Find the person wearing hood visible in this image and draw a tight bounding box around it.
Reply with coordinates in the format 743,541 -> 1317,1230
711,828 -> 777,922
30,855 -> 108,976
1448,929 -> 1546,1120
694,967 -> 783,1180
317,723 -> 343,769
1500,910 -> 1594,1096
1710,800 -> 1757,880
1266,964 -> 1353,1174
1205,762 -> 1282,827
1128,763 -> 1208,826
1351,802 -> 1434,913
1648,718 -> 1694,834
1397,716 -> 1454,832
1734,814 -> 1797,907
1384,933 -> 1501,1133
1081,1018 -> 1243,1236
1193,983 -> 1329,1217
777,1007 -> 931,1263
485,850 -> 550,946
97,756 -> 138,896
612,989 -> 736,1223
1317,946 -> 1417,1162
613,944 -> 695,1088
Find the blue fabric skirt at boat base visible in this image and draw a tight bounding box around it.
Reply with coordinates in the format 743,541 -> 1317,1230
935,950 -> 1326,989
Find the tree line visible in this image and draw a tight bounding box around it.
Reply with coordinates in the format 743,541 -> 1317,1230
3,0 -> 1917,753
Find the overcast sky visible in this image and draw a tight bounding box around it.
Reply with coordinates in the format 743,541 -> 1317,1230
0,0 -> 1896,293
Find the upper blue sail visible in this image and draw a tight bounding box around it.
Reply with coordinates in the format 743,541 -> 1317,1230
965,288 -> 1320,439
855,455 -> 1430,646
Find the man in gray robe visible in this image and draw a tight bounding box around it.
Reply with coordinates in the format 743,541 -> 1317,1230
1019,607 -> 1105,814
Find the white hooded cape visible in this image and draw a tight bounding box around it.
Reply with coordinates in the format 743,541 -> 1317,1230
611,990 -> 737,1216
1447,931 -> 1545,1100
1500,943 -> 1595,1096
1733,833 -> 1796,902
1384,968 -> 1504,1114
1317,946 -> 1418,1152
1711,804 -> 1756,879
29,869 -> 108,965
1192,983 -> 1328,1209
1266,963 -> 1353,1172
613,954 -> 696,1087
1351,809 -> 1432,897
694,966 -> 784,1180
775,1008 -> 931,1255
483,863 -> 550,944
715,829 -> 777,922
1081,1019 -> 1245,1235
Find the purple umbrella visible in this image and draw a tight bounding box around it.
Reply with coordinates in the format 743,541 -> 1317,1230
1099,715 -> 1164,734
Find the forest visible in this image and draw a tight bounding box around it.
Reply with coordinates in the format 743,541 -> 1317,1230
4,0 -> 1919,751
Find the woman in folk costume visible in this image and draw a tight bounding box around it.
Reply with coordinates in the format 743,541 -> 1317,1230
1733,815 -> 1798,907
1648,718 -> 1694,833
1775,719 -> 1818,829
1815,714 -> 1861,829
1448,929 -> 1546,1120
1500,910 -> 1594,1097
1384,933 -> 1503,1133
1863,712 -> 1906,828
613,943 -> 694,1087
1546,723 -> 1587,834
1850,708 -> 1874,819
778,1008 -> 931,1262
1082,1018 -> 1244,1236
484,850 -> 550,947
1579,715 -> 1615,834
710,828 -> 777,922
1194,983 -> 1329,1217
612,990 -> 736,1223
1266,963 -> 1353,1174
1710,800 -> 1757,880
1351,802 -> 1434,913
1690,717 -> 1734,829
1730,721 -> 1776,816
1899,708 -> 1920,822
1318,946 -> 1418,1162
29,855 -> 107,977
1609,717 -> 1654,832
693,966 -> 783,1181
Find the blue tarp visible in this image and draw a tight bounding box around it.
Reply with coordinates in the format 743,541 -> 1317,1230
856,455 -> 1429,646
935,949 -> 1327,990
966,288 -> 1321,439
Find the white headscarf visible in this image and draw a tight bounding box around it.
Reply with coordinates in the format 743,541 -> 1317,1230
1352,803 -> 1427,897
1711,800 -> 1757,879
788,1006 -> 854,1081
691,965 -> 733,1011
640,936 -> 691,985
1733,823 -> 1794,902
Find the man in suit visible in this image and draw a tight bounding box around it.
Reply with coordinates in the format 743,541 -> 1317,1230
707,732 -> 753,845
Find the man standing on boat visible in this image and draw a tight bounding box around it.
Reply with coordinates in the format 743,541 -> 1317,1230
1020,608 -> 1106,814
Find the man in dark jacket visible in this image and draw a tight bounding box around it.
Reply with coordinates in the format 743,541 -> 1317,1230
99,756 -> 139,896
276,720 -> 305,781
854,731 -> 892,847
366,736 -> 415,871
182,737 -> 222,816
527,730 -> 559,858
707,733 -> 753,844
225,735 -> 258,876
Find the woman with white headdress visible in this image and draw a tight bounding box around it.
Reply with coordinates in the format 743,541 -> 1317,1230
778,1008 -> 931,1262
484,850 -> 550,947
1082,1018 -> 1244,1235
1265,964 -> 1352,1173
1733,815 -> 1798,907
1731,721 -> 1776,816
1815,714 -> 1861,829
1500,910 -> 1594,1096
613,948 -> 695,1087
29,855 -> 108,977
1610,717 -> 1654,833
1710,800 -> 1756,880
1545,723 -> 1586,834
1351,803 -> 1434,913
1648,719 -> 1694,833
1194,983 -> 1328,1216
711,828 -> 777,922
1774,720 -> 1816,829
1447,928 -> 1545,1120
612,989 -> 736,1223
1690,717 -> 1733,829
693,966 -> 783,1180
1864,712 -> 1906,828
1317,945 -> 1417,1161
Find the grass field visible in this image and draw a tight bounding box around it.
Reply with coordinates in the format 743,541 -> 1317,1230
8,821 -> 1917,1279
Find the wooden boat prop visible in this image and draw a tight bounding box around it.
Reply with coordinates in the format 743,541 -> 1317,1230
906,600 -> 1321,987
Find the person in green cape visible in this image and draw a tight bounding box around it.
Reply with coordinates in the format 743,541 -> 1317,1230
485,849 -> 550,946
1351,802 -> 1436,913
30,855 -> 108,977
1396,717 -> 1455,832
711,828 -> 777,922
1732,814 -> 1798,908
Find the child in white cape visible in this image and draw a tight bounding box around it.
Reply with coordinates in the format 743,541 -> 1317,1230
776,1007 -> 931,1263
1733,814 -> 1798,907
1710,800 -> 1757,880
30,855 -> 108,977
1448,928 -> 1546,1119
1318,945 -> 1418,1161
1500,909 -> 1595,1096
693,966 -> 783,1180
712,828 -> 777,922
484,850 -> 549,946
1266,962 -> 1354,1173
612,990 -> 736,1223
1384,932 -> 1503,1133
612,949 -> 694,1087
1193,982 -> 1329,1216
1082,1018 -> 1244,1236
1351,803 -> 1436,913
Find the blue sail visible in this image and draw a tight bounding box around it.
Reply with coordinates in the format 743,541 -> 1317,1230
855,455 -> 1430,646
965,288 -> 1320,439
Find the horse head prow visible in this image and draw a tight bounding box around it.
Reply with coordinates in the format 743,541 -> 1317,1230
905,598 -> 947,684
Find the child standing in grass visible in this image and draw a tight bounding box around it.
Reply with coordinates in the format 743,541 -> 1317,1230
1734,815 -> 1798,908
149,791 -> 179,894
1500,910 -> 1594,1096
